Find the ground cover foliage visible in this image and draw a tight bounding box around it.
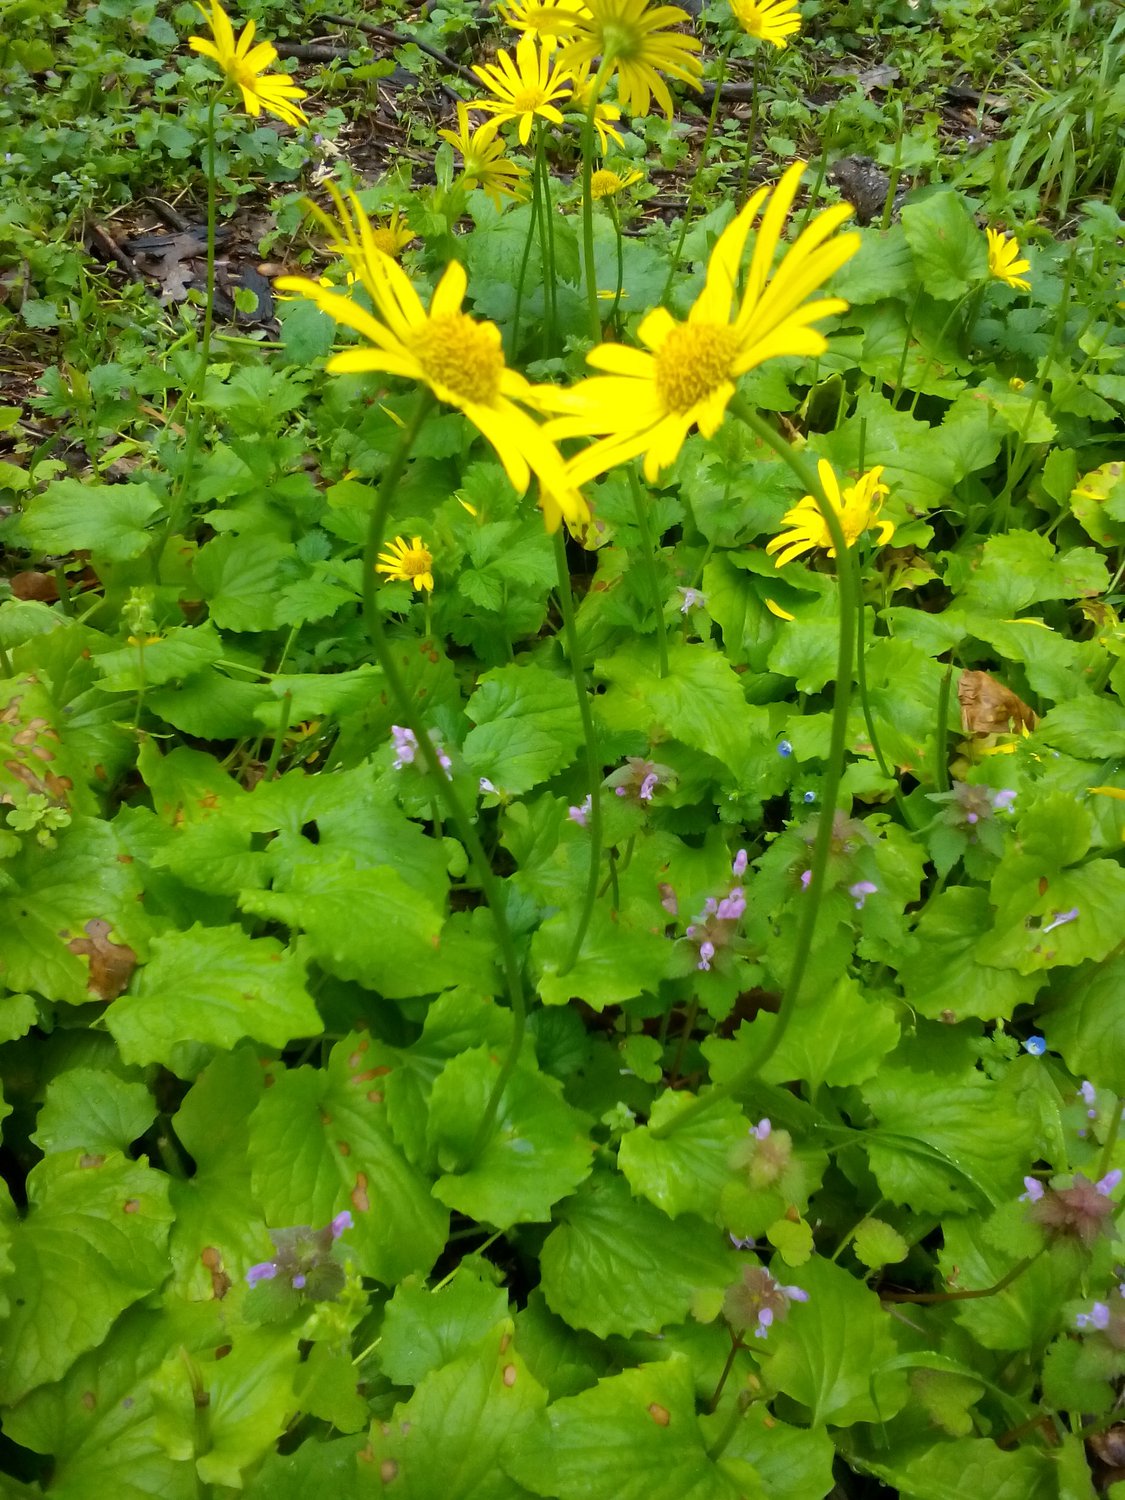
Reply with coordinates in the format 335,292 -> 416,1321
1,0 -> 1124,1493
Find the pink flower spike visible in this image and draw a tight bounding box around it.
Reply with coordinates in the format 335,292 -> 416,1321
732,849 -> 748,877
568,795 -> 592,827
752,1118 -> 771,1140
800,869 -> 812,890
716,888 -> 746,922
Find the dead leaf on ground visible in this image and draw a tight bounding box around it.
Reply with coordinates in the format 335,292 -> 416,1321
957,670 -> 1038,736
66,918 -> 137,1000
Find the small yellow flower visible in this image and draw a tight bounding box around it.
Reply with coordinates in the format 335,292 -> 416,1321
498,0 -> 591,47
543,161 -> 858,484
566,62 -> 625,151
377,536 -> 435,592
274,188 -> 589,534
986,228 -> 1031,292
558,0 -> 703,120
728,0 -> 801,47
367,209 -> 415,258
471,33 -> 573,145
766,461 -> 893,568
438,103 -> 529,207
188,0 -> 308,127
590,166 -> 643,199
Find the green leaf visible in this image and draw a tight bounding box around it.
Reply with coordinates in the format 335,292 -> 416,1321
595,642 -> 766,779
152,1325 -> 301,1489
956,532 -> 1108,616
0,1153 -> 173,1404
292,1343 -> 368,1434
979,857 -> 1125,975
362,1326 -> 546,1499
901,192 -> 988,299
463,664 -> 584,796
106,924 -> 321,1073
244,1436 -> 365,1500
239,859 -> 444,999
16,478 -> 162,563
711,1403 -> 835,1500
756,1256 -> 907,1426
192,532 -> 290,632
505,1356 -> 758,1500
869,1436 -> 1056,1499
428,1050 -> 594,1227
705,977 -> 900,1093
1037,695 -> 1125,758
1047,957 -> 1125,1095
862,1062 -> 1034,1213
534,903 -> 678,1010
31,1068 -> 155,1156
830,224 -> 916,305
0,817 -> 147,1003
853,1218 -> 910,1269
380,1266 -> 511,1387
248,1034 -> 448,1285
538,1170 -> 734,1338
165,1048 -> 269,1299
901,887 -> 1040,1022
618,1090 -> 747,1220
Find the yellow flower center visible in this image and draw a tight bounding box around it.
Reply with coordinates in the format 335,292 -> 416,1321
654,322 -> 741,415
369,226 -> 407,257
401,544 -> 433,578
511,85 -> 547,113
411,312 -> 505,405
591,169 -> 623,199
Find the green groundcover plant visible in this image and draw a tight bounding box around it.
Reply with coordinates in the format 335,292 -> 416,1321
0,0 -> 1124,1495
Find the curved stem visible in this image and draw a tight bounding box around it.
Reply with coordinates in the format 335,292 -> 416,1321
661,40 -> 730,303
553,528 -> 604,977
627,464 -> 670,677
608,198 -> 625,333
853,566 -> 911,824
737,49 -> 763,204
651,399 -> 855,1140
509,161 -> 542,360
362,394 -> 526,1163
535,121 -> 558,352
581,60 -> 613,342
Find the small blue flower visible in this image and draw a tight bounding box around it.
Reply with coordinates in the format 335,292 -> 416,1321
247,1261 -> 278,1287
777,740 -> 793,758
803,790 -> 816,804
1076,1302 -> 1111,1332
1023,1036 -> 1047,1056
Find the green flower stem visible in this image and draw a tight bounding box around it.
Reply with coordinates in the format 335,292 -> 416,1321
1097,1096 -> 1122,1180
705,1329 -> 746,1415
553,527 -> 604,977
581,60 -> 613,343
650,397 -> 856,1141
933,663 -> 953,792
534,121 -> 558,351
627,464 -> 670,678
737,49 -> 763,204
853,564 -> 912,825
879,99 -> 906,233
607,197 -> 625,332
661,39 -> 730,304
362,393 -> 526,1163
168,95 -> 219,528
509,144 -> 543,359
890,284 -> 923,407
705,1389 -> 753,1463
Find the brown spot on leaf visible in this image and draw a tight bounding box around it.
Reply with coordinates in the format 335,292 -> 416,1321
1038,876 -> 1049,897
337,1141 -> 351,1157
367,1091 -> 384,1104
380,1460 -> 398,1483
201,1247 -> 231,1300
648,1403 -> 670,1426
503,1364 -> 517,1387
123,1198 -> 140,1214
81,1391 -> 96,1411
67,919 -> 137,1001
80,1153 -> 105,1168
351,1173 -> 370,1212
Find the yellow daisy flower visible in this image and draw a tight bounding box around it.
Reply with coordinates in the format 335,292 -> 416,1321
544,161 -> 858,484
377,535 -> 435,591
765,461 -> 893,568
566,62 -> 626,151
557,0 -> 703,121
438,104 -> 529,207
367,209 -> 415,258
471,33 -> 574,145
188,0 -> 308,127
590,166 -> 643,199
498,0 -> 591,47
274,192 -> 589,532
986,228 -> 1031,292
728,0 -> 802,47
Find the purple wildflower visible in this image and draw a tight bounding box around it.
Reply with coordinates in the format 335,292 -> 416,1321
678,587 -> 707,614
729,1233 -> 756,1250
1023,1036 -> 1047,1056
568,795 -> 592,828
849,880 -> 877,910
800,869 -> 812,890
1076,1302 -> 1111,1332
639,773 -> 658,801
993,789 -> 1017,810
752,1118 -> 772,1140
1097,1170 -> 1122,1197
1020,1177 -> 1044,1203
331,1211 -> 353,1238
723,1266 -> 808,1341
479,777 -> 497,794
391,725 -> 417,769
716,887 -> 746,922
247,1261 -> 278,1287
292,1273 -> 307,1290
605,757 -> 674,805
1042,907 -> 1079,935
697,940 -> 715,971
732,849 -> 748,878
